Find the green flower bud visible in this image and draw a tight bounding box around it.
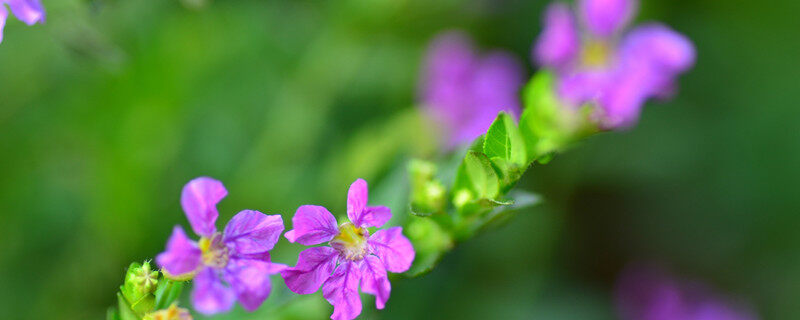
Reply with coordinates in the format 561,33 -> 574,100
121,261 -> 159,316
409,159 -> 448,215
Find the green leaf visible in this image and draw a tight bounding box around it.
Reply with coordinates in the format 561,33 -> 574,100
453,151 -> 500,206
106,308 -> 121,320
483,112 -> 527,167
471,190 -> 542,234
154,279 -> 184,310
519,70 -> 599,162
117,292 -> 139,320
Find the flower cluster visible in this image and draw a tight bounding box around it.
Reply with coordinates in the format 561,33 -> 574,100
0,0 -> 45,43
419,30 -> 526,148
534,0 -> 695,128
155,178 -> 414,320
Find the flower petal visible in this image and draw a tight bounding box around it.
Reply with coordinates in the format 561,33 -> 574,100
181,177 -> 227,237
285,205 -> 339,245
579,0 -> 636,37
224,257 -> 274,312
7,0 -> 44,25
534,3 -> 580,69
359,206 -> 392,228
346,179 -> 368,226
323,261 -> 363,320
0,6 -> 7,44
360,255 -> 391,309
223,210 -> 284,255
280,246 -> 339,294
620,24 -> 696,76
156,226 -> 202,276
368,227 -> 415,273
192,267 -> 235,315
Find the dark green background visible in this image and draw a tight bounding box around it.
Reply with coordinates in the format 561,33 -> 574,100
1,0 -> 798,319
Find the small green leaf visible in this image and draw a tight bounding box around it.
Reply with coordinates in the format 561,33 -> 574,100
154,279 -> 184,310
106,308 -> 120,320
484,112 -> 527,167
472,190 -> 542,234
519,70 -> 599,162
453,151 -> 500,204
117,293 -> 139,320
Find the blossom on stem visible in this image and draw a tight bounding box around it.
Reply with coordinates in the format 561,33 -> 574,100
156,177 -> 286,315
281,179 -> 415,320
615,264 -> 759,320
533,0 -> 695,128
0,0 -> 45,44
420,31 -> 525,148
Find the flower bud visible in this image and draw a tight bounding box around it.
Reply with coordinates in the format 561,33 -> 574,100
121,261 -> 159,315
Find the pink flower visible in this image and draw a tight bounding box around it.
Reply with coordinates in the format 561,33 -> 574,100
281,179 -> 415,320
156,177 -> 286,315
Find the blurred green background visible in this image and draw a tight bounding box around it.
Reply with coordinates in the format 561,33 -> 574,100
1,0 -> 799,319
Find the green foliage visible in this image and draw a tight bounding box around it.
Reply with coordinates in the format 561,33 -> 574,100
154,279 -> 184,311
519,71 -> 598,162
484,111 -> 527,168
452,151 -> 501,213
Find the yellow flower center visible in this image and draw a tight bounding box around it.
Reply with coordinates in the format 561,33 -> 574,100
329,222 -> 369,261
199,233 -> 229,268
581,39 -> 612,68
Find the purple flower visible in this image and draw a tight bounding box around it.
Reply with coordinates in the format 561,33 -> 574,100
281,179 -> 415,320
420,31 -> 525,148
156,177 -> 286,315
533,0 -> 695,128
0,0 -> 45,44
615,264 -> 759,320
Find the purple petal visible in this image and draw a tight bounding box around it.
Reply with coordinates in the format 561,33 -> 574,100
223,210 -> 284,255
620,24 -> 696,76
360,255 -> 391,309
1,6 -> 8,44
597,64 -> 651,128
419,31 -> 478,143
472,52 -> 524,118
579,0 -> 636,37
368,227 -> 415,273
346,179 -> 368,226
285,205 -> 339,245
181,177 -> 227,237
280,246 -> 339,294
192,267 -> 235,315
454,51 -> 525,145
224,257 -> 274,312
534,3 -> 580,69
7,0 -> 44,25
323,261 -> 363,320
615,266 -> 684,320
360,206 -> 392,228
156,226 -> 201,276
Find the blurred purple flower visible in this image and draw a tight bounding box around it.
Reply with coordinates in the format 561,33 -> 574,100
615,264 -> 759,320
533,0 -> 695,128
156,177 -> 286,315
0,0 -> 45,44
281,179 -> 415,320
420,31 -> 525,148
